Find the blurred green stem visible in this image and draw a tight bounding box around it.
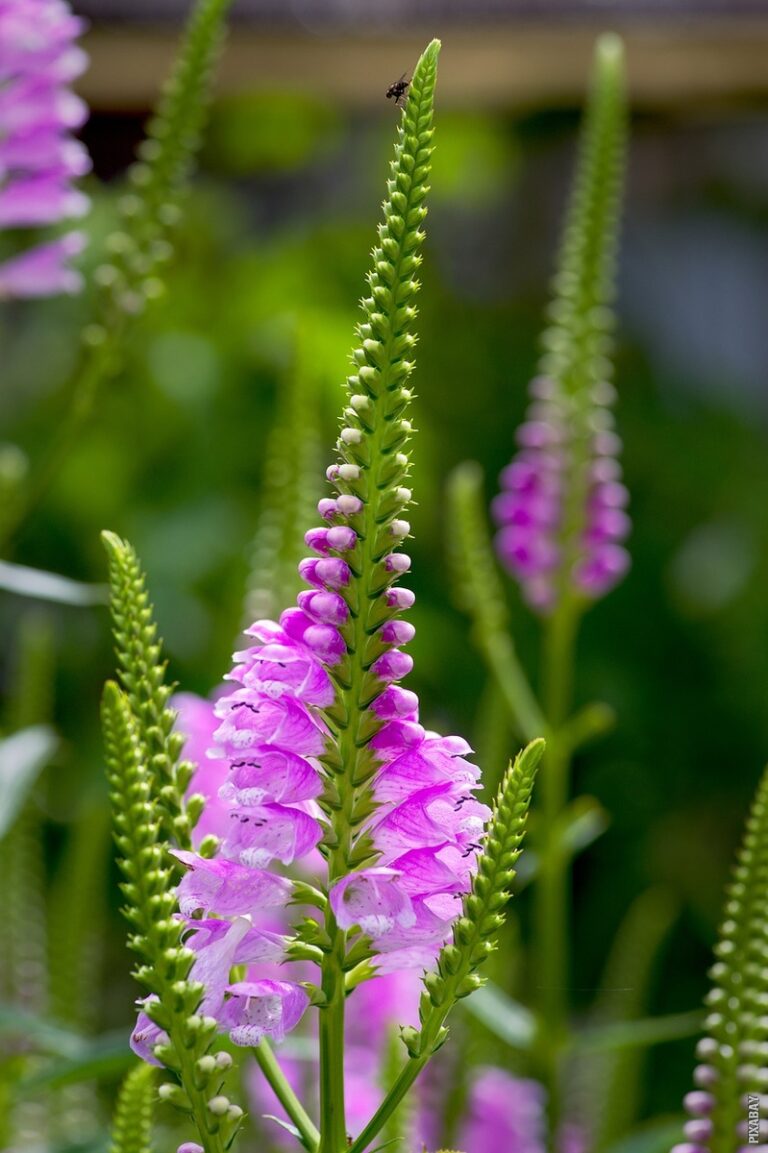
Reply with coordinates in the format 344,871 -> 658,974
0,338 -> 117,553
535,602 -> 579,1147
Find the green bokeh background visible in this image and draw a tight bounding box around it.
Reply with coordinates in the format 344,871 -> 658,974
3,44 -> 768,1135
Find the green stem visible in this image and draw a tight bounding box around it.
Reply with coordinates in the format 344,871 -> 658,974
318,924 -> 347,1153
535,602 -> 578,1143
347,1055 -> 427,1153
0,341 -> 115,553
484,632 -> 546,743
252,1041 -> 320,1152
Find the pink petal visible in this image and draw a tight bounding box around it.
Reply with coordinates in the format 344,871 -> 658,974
220,803 -> 322,867
221,980 -> 309,1046
173,851 -> 292,917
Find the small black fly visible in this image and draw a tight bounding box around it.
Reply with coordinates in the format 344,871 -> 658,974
386,73 -> 410,107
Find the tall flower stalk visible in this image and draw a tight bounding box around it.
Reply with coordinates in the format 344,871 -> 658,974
1,0 -> 233,551
103,38 -> 541,1153
0,0 -> 90,300
447,33 -> 627,1142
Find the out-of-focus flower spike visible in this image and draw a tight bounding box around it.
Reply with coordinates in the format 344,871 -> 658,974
92,0 -> 232,330
673,763 -> 768,1153
243,332 -> 321,627
447,461 -> 545,743
109,1063 -> 155,1153
102,531 -> 198,852
494,35 -> 629,613
101,681 -> 242,1153
0,0 -> 90,300
0,0 -> 235,552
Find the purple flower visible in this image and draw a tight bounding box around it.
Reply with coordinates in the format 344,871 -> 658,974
493,376 -> 630,612
0,0 -> 90,299
168,464 -> 487,1048
218,980 -> 309,1046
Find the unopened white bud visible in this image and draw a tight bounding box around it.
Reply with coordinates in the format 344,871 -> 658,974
340,427 -> 363,445
207,1096 -> 230,1116
338,463 -> 360,481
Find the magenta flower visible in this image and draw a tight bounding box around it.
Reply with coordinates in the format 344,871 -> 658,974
168,476 -> 488,1047
493,376 -> 630,612
458,1067 -> 547,1153
0,0 -> 90,299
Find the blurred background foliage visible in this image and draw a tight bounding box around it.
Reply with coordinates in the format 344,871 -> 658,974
3,4 -> 768,1136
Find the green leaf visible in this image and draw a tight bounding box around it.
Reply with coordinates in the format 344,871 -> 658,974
602,1117 -> 688,1153
18,1031 -> 135,1091
0,726 -> 57,841
0,561 -> 108,607
517,794 -> 609,888
572,1011 -> 703,1055
574,886 -> 680,1149
461,981 -> 537,1051
0,1005 -> 97,1059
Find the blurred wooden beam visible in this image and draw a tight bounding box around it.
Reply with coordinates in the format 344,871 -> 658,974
80,22 -> 768,113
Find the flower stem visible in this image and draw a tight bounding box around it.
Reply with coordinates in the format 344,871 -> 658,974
252,1041 -> 320,1152
535,602 -> 578,1144
318,923 -> 348,1153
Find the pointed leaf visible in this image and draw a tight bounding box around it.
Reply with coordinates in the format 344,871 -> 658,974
0,725 -> 57,840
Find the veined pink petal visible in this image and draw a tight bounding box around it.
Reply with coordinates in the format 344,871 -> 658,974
213,691 -> 326,758
173,851 -> 292,917
219,746 -> 322,807
221,980 -> 309,1046
220,803 -> 322,868
374,739 -> 480,804
330,868 -> 415,937
235,641 -> 334,706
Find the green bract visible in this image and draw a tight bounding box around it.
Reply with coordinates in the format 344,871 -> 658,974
109,1063 -> 155,1153
103,531 -> 202,854
102,680 -> 240,1153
